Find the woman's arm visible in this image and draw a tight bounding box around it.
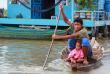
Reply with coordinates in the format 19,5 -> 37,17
59,3 -> 71,26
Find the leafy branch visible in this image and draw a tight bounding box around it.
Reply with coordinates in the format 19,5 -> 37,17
74,0 -> 99,11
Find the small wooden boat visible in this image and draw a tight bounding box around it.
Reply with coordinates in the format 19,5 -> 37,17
0,25 -> 68,39
61,37 -> 104,71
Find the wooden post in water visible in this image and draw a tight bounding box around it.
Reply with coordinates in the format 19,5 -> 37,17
104,20 -> 108,39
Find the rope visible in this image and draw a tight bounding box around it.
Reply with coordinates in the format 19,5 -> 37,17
17,0 -> 62,13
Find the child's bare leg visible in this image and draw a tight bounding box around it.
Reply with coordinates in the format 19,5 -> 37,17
76,58 -> 84,63
70,58 -> 76,63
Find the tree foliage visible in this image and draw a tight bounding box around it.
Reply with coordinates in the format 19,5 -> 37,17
74,0 -> 99,11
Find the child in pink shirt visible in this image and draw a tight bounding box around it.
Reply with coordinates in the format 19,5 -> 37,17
66,40 -> 84,63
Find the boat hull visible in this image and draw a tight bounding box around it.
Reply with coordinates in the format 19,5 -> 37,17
61,37 -> 104,71
0,26 -> 68,39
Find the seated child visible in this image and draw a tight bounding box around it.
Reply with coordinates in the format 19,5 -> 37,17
66,40 -> 84,63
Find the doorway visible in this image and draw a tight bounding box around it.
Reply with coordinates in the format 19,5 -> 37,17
42,0 -> 55,19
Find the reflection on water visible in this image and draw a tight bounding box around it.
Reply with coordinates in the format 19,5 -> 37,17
0,38 -> 109,73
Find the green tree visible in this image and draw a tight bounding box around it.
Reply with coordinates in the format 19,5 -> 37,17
74,0 -> 99,11
4,9 -> 7,16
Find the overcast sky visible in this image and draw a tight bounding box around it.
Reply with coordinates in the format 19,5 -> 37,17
0,0 -> 7,9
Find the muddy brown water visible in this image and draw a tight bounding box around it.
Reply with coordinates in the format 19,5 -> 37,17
0,38 -> 109,74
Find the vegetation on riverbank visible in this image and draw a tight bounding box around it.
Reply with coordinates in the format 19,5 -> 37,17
4,9 -> 7,16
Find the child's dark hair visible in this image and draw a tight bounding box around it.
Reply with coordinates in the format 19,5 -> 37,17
76,40 -> 81,45
74,17 -> 83,25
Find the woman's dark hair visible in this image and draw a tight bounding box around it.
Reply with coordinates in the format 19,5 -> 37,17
74,17 -> 83,25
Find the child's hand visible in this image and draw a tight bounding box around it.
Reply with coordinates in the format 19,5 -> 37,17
70,58 -> 76,63
66,58 -> 70,61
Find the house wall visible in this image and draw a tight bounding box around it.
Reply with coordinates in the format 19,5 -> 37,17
98,0 -> 105,10
55,5 -> 72,20
105,0 -> 110,3
7,0 -> 31,18
105,0 -> 110,12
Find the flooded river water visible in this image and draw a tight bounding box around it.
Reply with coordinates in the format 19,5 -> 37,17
0,38 -> 110,74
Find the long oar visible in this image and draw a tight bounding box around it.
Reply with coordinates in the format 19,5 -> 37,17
43,8 -> 61,70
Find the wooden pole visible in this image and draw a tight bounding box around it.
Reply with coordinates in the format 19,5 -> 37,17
43,8 -> 61,70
